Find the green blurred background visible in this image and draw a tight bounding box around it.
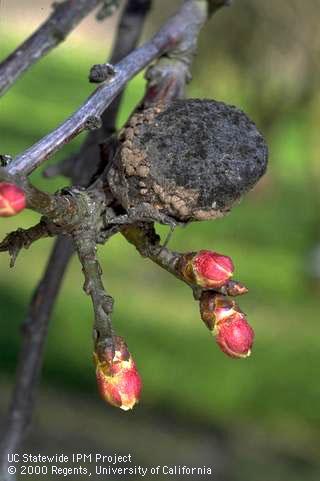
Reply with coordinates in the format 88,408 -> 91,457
0,1 -> 320,480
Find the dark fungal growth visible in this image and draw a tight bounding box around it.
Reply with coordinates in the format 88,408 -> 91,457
107,99 -> 268,224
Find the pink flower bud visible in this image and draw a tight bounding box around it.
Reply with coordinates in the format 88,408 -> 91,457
177,250 -> 234,288
0,182 -> 26,217
94,337 -> 142,411
193,250 -> 234,287
199,293 -> 254,358
215,314 -> 254,359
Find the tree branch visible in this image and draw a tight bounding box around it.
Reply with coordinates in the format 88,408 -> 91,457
0,167 -> 78,222
0,1 -> 233,475
143,0 -> 231,106
0,0 -> 104,98
0,2 -> 154,475
73,229 -> 115,360
7,0 -> 214,176
44,0 -> 152,182
0,220 -> 55,268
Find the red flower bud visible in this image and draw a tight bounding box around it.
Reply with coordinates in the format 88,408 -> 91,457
215,314 -> 254,359
0,182 -> 26,217
178,250 -> 234,288
199,293 -> 254,358
94,337 -> 142,411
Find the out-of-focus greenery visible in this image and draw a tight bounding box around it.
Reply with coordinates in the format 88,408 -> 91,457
0,13 -> 319,463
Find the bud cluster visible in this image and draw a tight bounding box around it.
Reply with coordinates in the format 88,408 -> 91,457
94,336 -> 142,411
177,249 -> 254,359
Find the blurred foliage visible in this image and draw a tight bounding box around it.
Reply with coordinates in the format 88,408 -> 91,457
0,2 -> 320,474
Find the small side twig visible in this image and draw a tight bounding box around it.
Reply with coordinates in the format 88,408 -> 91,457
0,220 -> 54,267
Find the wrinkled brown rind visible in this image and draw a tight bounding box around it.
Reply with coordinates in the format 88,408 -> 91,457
107,99 -> 268,223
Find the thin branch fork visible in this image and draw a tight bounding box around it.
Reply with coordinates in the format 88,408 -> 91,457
6,0 -> 215,177
0,0 -> 104,98
0,2 -> 233,480
44,0 -> 153,182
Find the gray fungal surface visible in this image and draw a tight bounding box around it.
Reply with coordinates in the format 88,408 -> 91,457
107,99 -> 268,223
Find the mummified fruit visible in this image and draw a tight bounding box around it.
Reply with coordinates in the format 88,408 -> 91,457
107,99 -> 268,223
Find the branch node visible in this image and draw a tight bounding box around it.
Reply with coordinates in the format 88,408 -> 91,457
85,115 -> 103,131
89,63 -> 116,83
96,0 -> 121,21
0,154 -> 13,167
